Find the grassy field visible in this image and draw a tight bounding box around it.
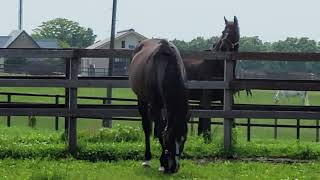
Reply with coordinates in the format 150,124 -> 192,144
0,125 -> 319,179
0,87 -> 319,142
1,158 -> 319,180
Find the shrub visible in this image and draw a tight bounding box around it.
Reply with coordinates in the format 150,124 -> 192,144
77,124 -> 143,143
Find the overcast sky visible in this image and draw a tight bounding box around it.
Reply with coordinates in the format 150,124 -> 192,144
1,0 -> 320,42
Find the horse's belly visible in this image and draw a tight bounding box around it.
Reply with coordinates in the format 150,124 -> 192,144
128,64 -> 145,98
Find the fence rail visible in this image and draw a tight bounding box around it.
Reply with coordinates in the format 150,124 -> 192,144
1,91 -> 319,141
1,48 -> 320,152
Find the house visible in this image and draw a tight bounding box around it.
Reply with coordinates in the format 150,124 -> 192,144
0,30 -> 58,48
82,29 -> 147,76
0,30 -> 59,74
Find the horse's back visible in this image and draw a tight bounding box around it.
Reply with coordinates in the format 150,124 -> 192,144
129,40 -> 159,97
129,39 -> 184,101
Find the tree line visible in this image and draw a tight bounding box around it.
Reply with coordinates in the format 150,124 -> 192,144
171,36 -> 320,74
26,18 -> 320,75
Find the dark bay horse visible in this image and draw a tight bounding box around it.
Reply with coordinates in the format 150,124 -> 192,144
129,39 -> 189,173
183,16 -> 240,137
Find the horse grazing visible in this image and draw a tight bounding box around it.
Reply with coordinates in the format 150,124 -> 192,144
183,16 -> 241,137
129,39 -> 189,173
274,90 -> 309,105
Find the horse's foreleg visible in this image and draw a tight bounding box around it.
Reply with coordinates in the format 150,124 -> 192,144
198,90 -> 211,141
138,99 -> 152,167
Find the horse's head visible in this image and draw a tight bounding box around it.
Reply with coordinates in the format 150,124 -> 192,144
161,121 -> 188,173
160,110 -> 189,173
217,16 -> 240,52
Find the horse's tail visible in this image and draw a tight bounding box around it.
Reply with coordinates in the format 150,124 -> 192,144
155,39 -> 189,137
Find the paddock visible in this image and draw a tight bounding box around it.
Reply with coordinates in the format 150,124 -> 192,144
0,48 -> 320,153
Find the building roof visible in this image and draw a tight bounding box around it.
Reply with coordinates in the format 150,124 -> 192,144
0,36 -> 10,48
86,29 -> 147,49
0,30 -> 58,48
36,39 -> 59,48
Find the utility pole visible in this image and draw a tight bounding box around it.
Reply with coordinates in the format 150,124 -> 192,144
18,0 -> 23,30
103,0 -> 117,128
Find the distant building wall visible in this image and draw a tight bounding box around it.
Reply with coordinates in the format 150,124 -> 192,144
82,30 -> 146,76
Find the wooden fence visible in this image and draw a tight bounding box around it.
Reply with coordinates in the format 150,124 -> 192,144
1,48 -> 320,153
1,92 -> 319,142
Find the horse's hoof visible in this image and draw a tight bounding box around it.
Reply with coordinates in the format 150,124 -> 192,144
158,166 -> 165,172
142,161 -> 151,167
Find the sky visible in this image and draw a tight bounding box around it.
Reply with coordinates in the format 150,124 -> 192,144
1,0 -> 320,43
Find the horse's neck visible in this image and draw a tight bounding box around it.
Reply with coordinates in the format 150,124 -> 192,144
212,40 -> 222,51
213,38 -> 240,52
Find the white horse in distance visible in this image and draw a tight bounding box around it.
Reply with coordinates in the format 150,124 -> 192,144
273,90 -> 309,105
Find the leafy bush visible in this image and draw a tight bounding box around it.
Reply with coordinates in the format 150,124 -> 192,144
77,124 -> 143,143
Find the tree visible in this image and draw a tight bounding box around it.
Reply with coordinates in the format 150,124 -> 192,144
171,35 -> 320,74
271,37 -> 319,73
171,39 -> 189,50
239,36 -> 264,52
32,18 -> 97,48
172,36 -> 220,51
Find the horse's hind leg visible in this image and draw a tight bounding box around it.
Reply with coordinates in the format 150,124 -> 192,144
138,99 -> 152,167
151,103 -> 166,172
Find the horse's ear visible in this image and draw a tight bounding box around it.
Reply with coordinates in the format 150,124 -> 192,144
224,16 -> 228,25
234,16 -> 238,25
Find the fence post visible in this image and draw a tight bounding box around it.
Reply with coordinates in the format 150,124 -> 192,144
7,94 -> 11,127
103,58 -> 113,128
247,118 -> 251,142
316,120 -> 319,142
101,98 -> 112,127
296,119 -> 300,140
55,95 -> 59,131
274,119 -> 278,139
65,59 -> 70,136
67,54 -> 80,153
190,117 -> 194,136
223,56 -> 234,155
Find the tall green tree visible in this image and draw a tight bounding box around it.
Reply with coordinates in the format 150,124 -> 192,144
172,36 -> 220,51
171,35 -> 320,74
239,36 -> 265,52
271,37 -> 319,73
32,18 -> 97,48
238,36 -> 266,71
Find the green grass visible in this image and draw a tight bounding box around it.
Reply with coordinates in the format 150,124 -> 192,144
0,125 -> 319,179
0,125 -> 319,161
0,88 -> 319,142
0,158 -> 319,180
